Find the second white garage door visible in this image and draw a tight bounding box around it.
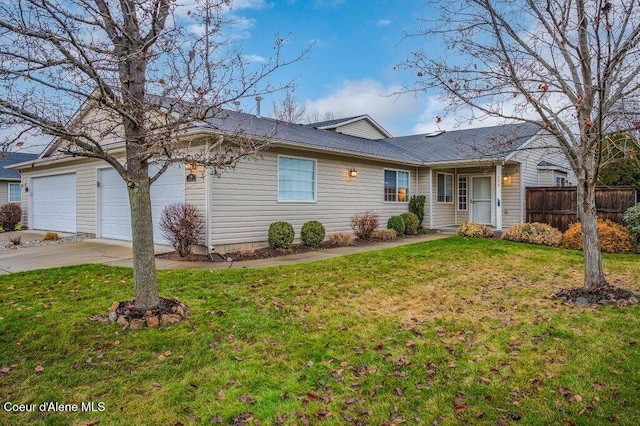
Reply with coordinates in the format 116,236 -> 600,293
99,165 -> 185,245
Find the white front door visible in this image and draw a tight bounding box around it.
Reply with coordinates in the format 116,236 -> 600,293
471,176 -> 493,225
98,165 -> 185,244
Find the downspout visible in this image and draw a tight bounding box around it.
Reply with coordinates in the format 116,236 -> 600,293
205,139 -> 211,253
429,168 -> 433,229
454,168 -> 458,225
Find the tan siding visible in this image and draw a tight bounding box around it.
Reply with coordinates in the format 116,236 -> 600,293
431,169 -> 456,227
209,149 -> 412,247
185,170 -> 207,244
336,121 -> 386,140
0,182 -> 9,207
511,133 -> 576,189
416,168 -> 432,227
502,164 -> 522,228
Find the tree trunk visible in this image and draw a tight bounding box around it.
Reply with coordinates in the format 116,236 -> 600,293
577,176 -> 607,290
129,176 -> 160,309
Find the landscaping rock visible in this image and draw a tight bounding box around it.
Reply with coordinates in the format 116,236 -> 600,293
161,314 -> 181,325
109,301 -> 120,312
129,319 -> 146,329
575,297 -> 589,306
146,316 -> 160,328
116,316 -> 129,327
108,311 -> 118,322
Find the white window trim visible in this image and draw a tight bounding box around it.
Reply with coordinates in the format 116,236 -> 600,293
277,154 -> 317,203
8,182 -> 21,202
383,168 -> 410,203
436,172 -> 454,204
457,174 -> 468,211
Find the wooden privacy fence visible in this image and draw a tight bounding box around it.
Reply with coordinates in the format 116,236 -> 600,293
526,186 -> 638,232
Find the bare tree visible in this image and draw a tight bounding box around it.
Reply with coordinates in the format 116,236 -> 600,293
0,0 -> 307,309
272,90 -> 306,123
305,110 -> 339,124
403,0 -> 640,290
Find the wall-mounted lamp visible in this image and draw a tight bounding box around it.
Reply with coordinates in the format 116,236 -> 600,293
348,167 -> 358,178
502,175 -> 512,184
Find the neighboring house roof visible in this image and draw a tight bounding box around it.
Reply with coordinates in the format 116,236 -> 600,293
307,114 -> 393,139
0,152 -> 39,179
385,123 -> 541,163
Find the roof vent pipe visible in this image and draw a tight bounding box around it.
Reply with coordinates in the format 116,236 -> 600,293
233,101 -> 241,112
255,96 -> 263,117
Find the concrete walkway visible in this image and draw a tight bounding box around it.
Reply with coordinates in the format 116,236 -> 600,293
0,231 -> 452,274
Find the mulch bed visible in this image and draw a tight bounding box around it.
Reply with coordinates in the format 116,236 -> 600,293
550,284 -> 639,307
156,233 -> 435,263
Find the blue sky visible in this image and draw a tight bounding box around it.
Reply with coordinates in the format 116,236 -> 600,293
227,0 -> 440,136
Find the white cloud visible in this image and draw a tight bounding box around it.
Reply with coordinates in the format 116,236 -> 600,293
304,79 -> 421,135
377,19 -> 392,26
232,0 -> 266,9
243,54 -> 267,63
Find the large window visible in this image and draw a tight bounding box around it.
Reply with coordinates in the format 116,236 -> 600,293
457,174 -> 468,211
384,169 -> 409,202
437,173 -> 453,203
278,156 -> 316,202
8,183 -> 21,202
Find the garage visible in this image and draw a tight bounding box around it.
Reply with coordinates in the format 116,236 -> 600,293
98,165 -> 185,245
32,173 -> 77,232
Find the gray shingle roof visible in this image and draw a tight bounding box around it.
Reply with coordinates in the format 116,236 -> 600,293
205,111 -> 540,165
1,152 -> 38,179
306,115 -> 366,128
204,110 -> 423,163
385,123 -> 541,163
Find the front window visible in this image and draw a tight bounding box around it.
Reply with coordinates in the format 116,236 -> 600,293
8,183 -> 21,202
554,172 -> 567,187
437,173 -> 453,203
384,169 -> 409,202
278,156 -> 316,202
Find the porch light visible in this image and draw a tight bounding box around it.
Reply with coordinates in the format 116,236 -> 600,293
348,167 -> 358,178
502,175 -> 512,184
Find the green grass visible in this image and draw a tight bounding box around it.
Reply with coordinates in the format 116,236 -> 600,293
1,237 -> 640,425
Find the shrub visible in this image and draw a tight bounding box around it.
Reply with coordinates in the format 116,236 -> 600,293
371,229 -> 398,241
409,195 -> 426,227
301,220 -> 325,247
387,215 -> 405,236
0,203 -> 22,232
326,232 -> 356,246
623,203 -> 640,241
457,222 -> 494,238
9,236 -> 21,246
159,202 -> 203,257
563,219 -> 636,254
350,211 -> 379,240
401,212 -> 419,235
268,221 -> 295,249
40,232 -> 59,241
502,223 -> 563,247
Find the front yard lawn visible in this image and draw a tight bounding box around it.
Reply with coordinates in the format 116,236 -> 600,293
1,237 -> 639,425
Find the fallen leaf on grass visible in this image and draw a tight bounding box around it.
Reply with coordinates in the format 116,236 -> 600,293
35,365 -> 44,373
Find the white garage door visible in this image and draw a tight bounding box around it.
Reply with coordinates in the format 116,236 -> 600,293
99,165 -> 185,245
32,173 -> 77,232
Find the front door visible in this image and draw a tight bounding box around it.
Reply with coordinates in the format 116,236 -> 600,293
471,176 -> 493,224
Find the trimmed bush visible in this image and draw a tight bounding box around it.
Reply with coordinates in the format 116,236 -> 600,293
623,203 -> 640,241
0,203 -> 22,232
371,229 -> 398,241
457,222 -> 494,238
268,221 -> 295,249
401,212 -> 419,235
409,195 -> 426,227
40,232 -> 59,241
326,232 -> 356,246
159,202 -> 204,257
563,219 -> 636,254
502,223 -> 563,247
350,211 -> 379,240
387,215 -> 405,236
301,220 -> 325,247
